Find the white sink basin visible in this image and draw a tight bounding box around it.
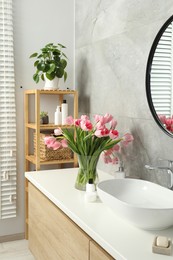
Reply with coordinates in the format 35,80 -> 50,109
97,178 -> 173,230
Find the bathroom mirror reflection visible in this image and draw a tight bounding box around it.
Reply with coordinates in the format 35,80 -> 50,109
146,15 -> 173,137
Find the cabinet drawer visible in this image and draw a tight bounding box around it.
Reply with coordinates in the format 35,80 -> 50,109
29,183 -> 89,260
90,240 -> 115,260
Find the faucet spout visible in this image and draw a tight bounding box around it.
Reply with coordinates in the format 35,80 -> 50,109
145,164 -> 173,190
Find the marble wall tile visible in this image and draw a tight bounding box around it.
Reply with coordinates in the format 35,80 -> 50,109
75,0 -> 173,48
75,0 -> 173,187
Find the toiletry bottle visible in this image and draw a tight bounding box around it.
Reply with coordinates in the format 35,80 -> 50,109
61,100 -> 68,125
113,161 -> 125,179
54,106 -> 62,125
85,179 -> 97,202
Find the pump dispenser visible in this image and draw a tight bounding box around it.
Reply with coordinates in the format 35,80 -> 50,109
113,161 -> 125,179
54,106 -> 62,125
61,100 -> 68,125
85,179 -> 97,202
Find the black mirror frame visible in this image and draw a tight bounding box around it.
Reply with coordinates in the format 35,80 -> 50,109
146,15 -> 173,138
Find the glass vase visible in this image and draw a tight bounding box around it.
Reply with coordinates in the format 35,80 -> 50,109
75,154 -> 100,191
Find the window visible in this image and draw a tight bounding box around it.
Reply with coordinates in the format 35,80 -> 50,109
0,0 -> 17,219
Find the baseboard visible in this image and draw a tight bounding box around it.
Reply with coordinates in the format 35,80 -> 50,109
0,233 -> 25,243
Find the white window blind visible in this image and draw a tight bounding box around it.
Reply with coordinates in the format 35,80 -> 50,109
150,22 -> 173,117
0,0 -> 17,219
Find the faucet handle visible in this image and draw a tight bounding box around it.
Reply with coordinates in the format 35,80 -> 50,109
158,158 -> 173,167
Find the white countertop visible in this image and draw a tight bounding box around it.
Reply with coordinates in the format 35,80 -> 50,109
25,168 -> 173,260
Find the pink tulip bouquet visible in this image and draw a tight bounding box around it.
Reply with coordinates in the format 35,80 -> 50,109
44,113 -> 133,190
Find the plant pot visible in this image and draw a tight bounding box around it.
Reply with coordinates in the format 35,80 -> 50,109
44,76 -> 60,90
75,154 -> 99,191
42,115 -> 49,124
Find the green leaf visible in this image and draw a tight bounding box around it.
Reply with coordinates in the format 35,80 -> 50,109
53,50 -> 61,55
56,68 -> 64,78
29,52 -> 38,58
47,63 -> 56,74
54,56 -> 60,63
62,52 -> 68,59
34,60 -> 39,67
37,54 -> 43,59
46,72 -> 55,80
41,74 -> 45,81
37,62 -> 46,71
45,43 -> 53,47
60,59 -> 67,69
41,48 -> 48,53
64,71 -> 67,82
58,43 -> 66,48
43,64 -> 50,72
33,73 -> 39,83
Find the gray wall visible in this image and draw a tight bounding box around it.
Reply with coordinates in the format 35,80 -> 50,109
75,0 -> 173,187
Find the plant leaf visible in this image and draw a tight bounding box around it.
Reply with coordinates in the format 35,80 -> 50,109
46,72 -> 55,80
34,60 -> 39,67
41,74 -> 45,81
60,59 -> 67,69
56,68 -> 64,78
64,71 -> 67,82
29,52 -> 38,58
58,43 -> 66,48
47,63 -> 56,74
37,62 -> 46,71
33,73 -> 39,83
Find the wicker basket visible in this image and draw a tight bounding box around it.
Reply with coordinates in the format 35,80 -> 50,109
34,133 -> 72,161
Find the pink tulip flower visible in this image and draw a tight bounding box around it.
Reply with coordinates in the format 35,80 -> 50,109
74,119 -> 81,127
81,115 -> 89,121
122,133 -> 134,146
110,119 -> 117,129
95,128 -> 110,137
80,119 -> 93,131
158,114 -> 166,124
109,129 -> 119,139
112,144 -> 120,152
44,136 -> 56,146
111,157 -> 119,164
94,114 -> 103,123
66,116 -> 74,125
61,139 -> 68,148
103,113 -> 113,123
54,128 -> 63,136
52,141 -> 62,150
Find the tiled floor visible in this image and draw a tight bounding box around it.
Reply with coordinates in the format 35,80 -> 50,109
0,239 -> 35,260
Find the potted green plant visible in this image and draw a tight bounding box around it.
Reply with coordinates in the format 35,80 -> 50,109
30,43 -> 68,90
40,111 -> 49,124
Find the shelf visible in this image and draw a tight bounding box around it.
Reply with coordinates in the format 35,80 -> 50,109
26,155 -> 75,165
24,89 -> 78,240
26,123 -> 74,130
25,89 -> 77,95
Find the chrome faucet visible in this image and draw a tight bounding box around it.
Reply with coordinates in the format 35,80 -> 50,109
145,160 -> 173,190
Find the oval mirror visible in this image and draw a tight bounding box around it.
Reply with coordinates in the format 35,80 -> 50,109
146,15 -> 173,137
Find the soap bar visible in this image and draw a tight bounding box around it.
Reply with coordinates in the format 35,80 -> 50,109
156,236 -> 169,248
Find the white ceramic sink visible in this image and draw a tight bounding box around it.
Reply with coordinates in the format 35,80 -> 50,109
97,178 -> 173,230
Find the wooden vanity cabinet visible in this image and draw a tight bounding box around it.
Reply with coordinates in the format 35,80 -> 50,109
28,183 -> 115,260
90,240 -> 114,260
28,183 -> 89,260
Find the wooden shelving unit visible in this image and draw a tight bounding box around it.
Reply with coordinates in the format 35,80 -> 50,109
24,89 -> 78,238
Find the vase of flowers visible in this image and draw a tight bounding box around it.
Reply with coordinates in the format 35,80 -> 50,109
44,113 -> 133,190
75,154 -> 100,190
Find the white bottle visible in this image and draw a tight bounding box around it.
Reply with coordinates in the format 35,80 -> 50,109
85,179 -> 97,202
112,161 -> 125,179
54,106 -> 62,125
61,100 -> 68,125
